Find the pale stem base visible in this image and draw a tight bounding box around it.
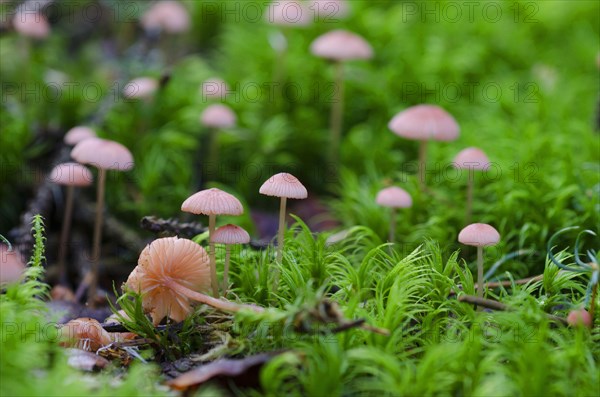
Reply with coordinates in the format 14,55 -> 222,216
477,246 -> 484,311
222,245 -> 231,295
165,279 -> 263,313
208,214 -> 219,297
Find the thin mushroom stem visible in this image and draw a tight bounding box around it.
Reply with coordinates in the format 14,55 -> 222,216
476,246 -> 484,311
458,294 -> 569,325
88,168 -> 106,305
205,127 -> 218,183
222,245 -> 231,295
389,207 -> 397,243
164,279 -> 264,313
57,185 -> 75,286
418,140 -> 428,190
329,60 -> 345,166
465,170 -> 474,225
273,196 -> 287,290
208,214 -> 219,297
276,197 -> 287,264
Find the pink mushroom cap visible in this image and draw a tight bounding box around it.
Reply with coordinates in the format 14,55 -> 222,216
141,1 -> 191,33
201,78 -> 229,101
309,0 -> 350,19
567,308 -> 592,328
458,223 -> 500,247
71,138 -> 134,171
181,188 -> 244,216
375,186 -> 412,208
49,163 -> 93,187
123,77 -> 158,99
64,126 -> 97,146
259,173 -> 308,199
388,104 -> 460,141
266,0 -> 312,26
453,147 -> 490,171
211,224 -> 251,245
13,11 -> 50,39
310,29 -> 373,61
200,104 -> 236,129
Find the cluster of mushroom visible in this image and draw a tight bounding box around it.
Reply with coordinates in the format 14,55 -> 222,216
377,105 -> 499,308
47,126 -> 135,305
120,172 -> 306,326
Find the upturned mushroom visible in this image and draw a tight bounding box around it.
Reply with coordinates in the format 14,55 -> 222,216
389,105 -> 459,190
71,138 -> 134,304
453,147 -> 490,224
458,223 -> 500,309
64,126 -> 97,146
310,29 -> 373,165
375,186 -> 412,243
181,188 -> 244,297
48,163 -> 93,286
60,318 -> 112,352
212,224 -> 251,294
259,173 -> 307,265
126,237 -> 262,324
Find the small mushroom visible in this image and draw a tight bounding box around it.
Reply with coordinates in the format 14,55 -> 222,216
123,77 -> 159,100
453,147 -> 490,225
458,223 -> 500,309
310,29 -> 373,165
0,244 -> 25,286
60,318 -> 112,352
265,1 -> 312,101
389,105 -> 459,190
199,104 -> 237,183
49,163 -> 93,286
212,224 -> 250,294
375,186 -> 412,243
141,1 -> 191,34
181,188 -> 244,297
567,308 -> 592,328
64,126 -> 97,146
309,0 -> 350,20
71,138 -> 134,304
266,0 -> 312,27
200,78 -> 229,101
126,237 -> 262,325
12,11 -> 50,39
259,173 -> 307,266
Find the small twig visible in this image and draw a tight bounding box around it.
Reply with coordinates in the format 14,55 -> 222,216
458,294 -> 568,325
458,295 -> 507,311
449,275 -> 543,296
331,319 -> 390,335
